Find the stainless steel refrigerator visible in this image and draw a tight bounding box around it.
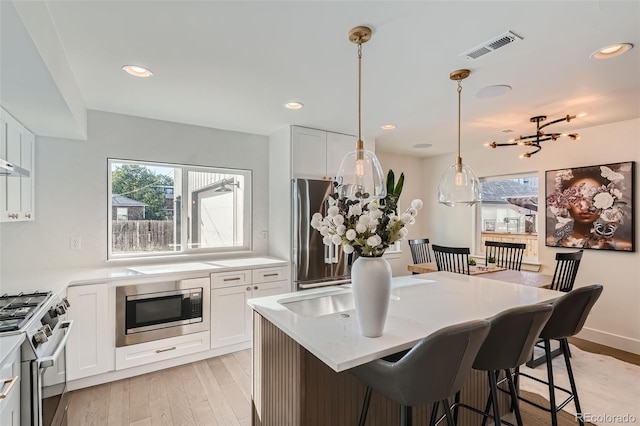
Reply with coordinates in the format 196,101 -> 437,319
292,178 -> 352,290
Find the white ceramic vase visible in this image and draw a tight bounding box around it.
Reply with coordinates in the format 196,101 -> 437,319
351,256 -> 392,338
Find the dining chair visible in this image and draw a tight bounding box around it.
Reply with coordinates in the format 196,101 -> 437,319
408,239 -> 432,270
526,250 -> 584,368
432,245 -> 471,275
550,250 -> 583,292
516,284 -> 604,426
350,319 -> 491,426
484,241 -> 526,271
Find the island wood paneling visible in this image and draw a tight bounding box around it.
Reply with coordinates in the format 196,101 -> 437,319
252,313 -> 511,425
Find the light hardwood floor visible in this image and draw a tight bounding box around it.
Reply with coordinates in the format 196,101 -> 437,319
66,346 -> 604,426
68,351 -> 252,426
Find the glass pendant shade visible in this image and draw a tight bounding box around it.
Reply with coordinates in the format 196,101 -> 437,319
336,148 -> 386,201
437,161 -> 480,207
438,69 -> 480,207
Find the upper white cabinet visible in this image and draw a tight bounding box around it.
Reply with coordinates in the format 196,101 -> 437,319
0,108 -> 35,222
291,126 -> 357,180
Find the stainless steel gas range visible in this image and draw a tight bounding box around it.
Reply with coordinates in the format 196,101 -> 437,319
0,291 -> 73,426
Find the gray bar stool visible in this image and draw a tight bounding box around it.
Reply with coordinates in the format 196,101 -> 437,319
516,284 -> 603,426
349,319 -> 491,426
452,303 -> 553,426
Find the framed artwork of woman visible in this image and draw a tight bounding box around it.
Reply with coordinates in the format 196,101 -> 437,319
545,161 -> 635,251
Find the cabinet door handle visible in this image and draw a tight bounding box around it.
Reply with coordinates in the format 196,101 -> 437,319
246,287 -> 251,291
254,286 -> 259,290
263,273 -> 279,277
155,346 -> 177,354
25,213 -> 31,218
0,377 -> 18,399
8,213 -> 18,219
224,277 -> 241,282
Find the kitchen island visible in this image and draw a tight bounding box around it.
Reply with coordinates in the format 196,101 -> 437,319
248,272 -> 561,425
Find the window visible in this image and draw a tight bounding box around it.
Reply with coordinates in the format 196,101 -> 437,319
108,159 -> 252,259
476,173 -> 538,259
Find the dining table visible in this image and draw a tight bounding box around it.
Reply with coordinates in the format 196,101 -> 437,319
407,262 -> 553,288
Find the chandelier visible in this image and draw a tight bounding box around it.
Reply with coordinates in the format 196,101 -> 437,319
486,114 -> 581,158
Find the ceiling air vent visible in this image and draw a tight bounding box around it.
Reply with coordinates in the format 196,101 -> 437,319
460,31 -> 523,60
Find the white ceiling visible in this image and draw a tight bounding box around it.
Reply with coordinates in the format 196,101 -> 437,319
3,1 -> 639,157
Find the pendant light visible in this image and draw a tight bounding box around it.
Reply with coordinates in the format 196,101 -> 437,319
335,26 -> 386,202
438,69 -> 480,207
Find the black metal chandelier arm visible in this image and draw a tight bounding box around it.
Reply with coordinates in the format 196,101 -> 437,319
538,114 -> 576,131
523,144 -> 542,158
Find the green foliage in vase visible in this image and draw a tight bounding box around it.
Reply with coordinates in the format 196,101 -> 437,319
311,170 -> 422,257
468,258 -> 477,266
488,256 -> 496,264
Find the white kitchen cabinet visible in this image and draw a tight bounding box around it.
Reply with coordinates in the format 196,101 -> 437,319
292,127 -> 327,178
0,107 -> 35,222
211,266 -> 290,349
0,344 -> 20,426
291,126 -> 357,180
66,283 -> 115,380
115,330 -> 210,370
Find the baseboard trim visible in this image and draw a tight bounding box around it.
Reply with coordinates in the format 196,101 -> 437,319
577,327 -> 640,355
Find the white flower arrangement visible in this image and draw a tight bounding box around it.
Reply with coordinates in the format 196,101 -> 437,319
310,171 -> 422,257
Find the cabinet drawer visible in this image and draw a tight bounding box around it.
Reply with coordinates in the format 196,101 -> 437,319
252,267 -> 288,284
211,270 -> 251,289
115,331 -> 210,370
0,347 -> 20,414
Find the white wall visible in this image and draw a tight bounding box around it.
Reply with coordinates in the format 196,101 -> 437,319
376,151 -> 425,277
422,118 -> 640,354
0,110 -> 270,274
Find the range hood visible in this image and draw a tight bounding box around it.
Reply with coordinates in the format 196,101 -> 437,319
0,158 -> 30,177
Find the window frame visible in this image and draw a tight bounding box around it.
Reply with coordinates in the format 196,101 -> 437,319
473,171 -> 539,262
108,158 -> 253,260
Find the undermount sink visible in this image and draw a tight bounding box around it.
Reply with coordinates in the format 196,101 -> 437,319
279,291 -> 354,317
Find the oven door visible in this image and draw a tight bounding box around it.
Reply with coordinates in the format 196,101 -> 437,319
38,320 -> 73,426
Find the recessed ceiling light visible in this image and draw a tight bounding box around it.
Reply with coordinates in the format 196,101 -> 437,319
475,85 -> 512,99
122,65 -> 153,77
284,102 -> 304,110
380,124 -> 396,130
590,43 -> 633,59
413,143 -> 432,149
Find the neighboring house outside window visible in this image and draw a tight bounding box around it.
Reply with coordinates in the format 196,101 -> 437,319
112,195 -> 147,221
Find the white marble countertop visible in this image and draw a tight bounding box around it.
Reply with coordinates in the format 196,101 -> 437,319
0,256 -> 288,296
248,272 -> 561,373
0,334 -> 24,366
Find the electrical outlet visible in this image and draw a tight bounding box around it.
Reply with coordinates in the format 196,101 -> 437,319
261,231 -> 268,240
70,237 -> 81,250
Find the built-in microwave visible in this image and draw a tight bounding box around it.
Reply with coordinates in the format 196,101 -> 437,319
116,280 -> 210,347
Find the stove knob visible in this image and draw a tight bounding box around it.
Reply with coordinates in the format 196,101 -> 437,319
48,307 -> 59,318
40,324 -> 53,337
62,297 -> 71,308
33,330 -> 48,344
55,303 -> 67,315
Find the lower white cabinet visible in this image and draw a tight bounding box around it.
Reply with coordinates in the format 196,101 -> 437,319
115,331 -> 210,370
211,267 -> 290,349
0,345 -> 20,426
66,283 -> 114,380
